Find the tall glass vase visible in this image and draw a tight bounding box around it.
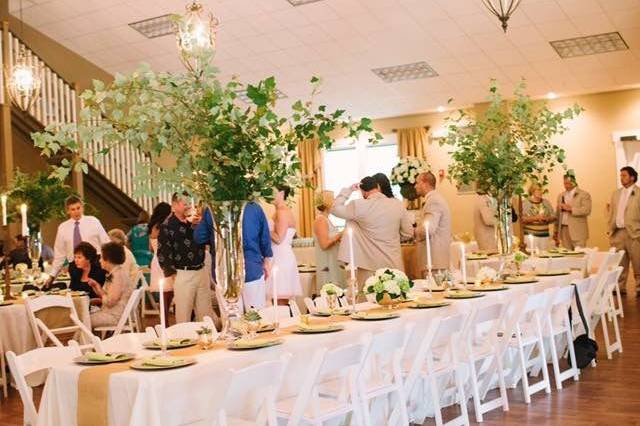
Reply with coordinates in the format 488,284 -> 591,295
28,230 -> 42,273
494,196 -> 513,256
210,200 -> 246,339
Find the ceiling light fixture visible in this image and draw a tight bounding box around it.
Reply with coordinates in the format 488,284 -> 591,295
129,14 -> 175,39
175,1 -> 220,72
546,92 -> 557,100
437,106 -> 445,113
286,0 -> 326,5
7,0 -> 41,112
372,61 -> 439,83
550,32 -> 628,59
481,0 -> 523,33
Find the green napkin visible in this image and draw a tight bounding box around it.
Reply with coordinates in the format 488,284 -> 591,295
86,352 -> 126,362
153,338 -> 191,346
232,338 -> 275,348
143,356 -> 183,367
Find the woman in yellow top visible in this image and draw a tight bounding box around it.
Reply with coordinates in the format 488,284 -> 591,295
522,184 -> 555,250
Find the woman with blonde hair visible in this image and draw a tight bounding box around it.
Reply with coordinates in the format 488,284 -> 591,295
522,183 -> 555,250
313,191 -> 344,286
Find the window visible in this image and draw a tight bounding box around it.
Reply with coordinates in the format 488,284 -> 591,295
322,133 -> 399,227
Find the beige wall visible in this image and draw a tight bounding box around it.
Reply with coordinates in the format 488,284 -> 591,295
368,87 -> 640,250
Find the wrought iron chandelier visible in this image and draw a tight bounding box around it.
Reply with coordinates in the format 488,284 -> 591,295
7,0 -> 41,112
481,0 -> 523,33
175,1 -> 220,72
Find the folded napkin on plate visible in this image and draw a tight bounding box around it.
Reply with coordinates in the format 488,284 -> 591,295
297,323 -> 329,330
143,357 -> 184,367
233,338 -> 274,347
86,352 -> 127,362
153,338 -> 191,346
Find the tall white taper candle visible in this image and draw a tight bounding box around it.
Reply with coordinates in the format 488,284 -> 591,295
460,242 -> 467,285
1,195 -> 7,226
424,220 -> 432,272
347,227 -> 356,280
527,234 -> 535,254
272,266 -> 279,325
158,278 -> 168,354
20,204 -> 28,236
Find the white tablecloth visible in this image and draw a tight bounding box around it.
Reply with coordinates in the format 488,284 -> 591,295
468,255 -> 587,277
37,274 -> 578,426
0,296 -> 91,355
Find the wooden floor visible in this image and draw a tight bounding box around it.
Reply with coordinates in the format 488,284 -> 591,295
1,298 -> 640,425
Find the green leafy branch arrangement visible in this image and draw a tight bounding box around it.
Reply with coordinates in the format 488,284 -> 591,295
32,59 -> 381,204
442,81 -> 583,200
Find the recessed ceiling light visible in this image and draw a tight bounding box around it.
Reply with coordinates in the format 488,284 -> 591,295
546,92 -> 557,100
550,32 -> 628,59
286,0 -> 325,5
129,14 -> 175,39
436,106 -> 445,113
371,61 -> 439,83
235,88 -> 287,103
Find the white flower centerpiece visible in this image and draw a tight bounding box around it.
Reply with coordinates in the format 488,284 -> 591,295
364,268 -> 414,309
320,282 -> 344,313
390,157 -> 430,202
474,267 -> 498,287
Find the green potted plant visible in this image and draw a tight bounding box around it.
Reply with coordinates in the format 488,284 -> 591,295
443,81 -> 582,255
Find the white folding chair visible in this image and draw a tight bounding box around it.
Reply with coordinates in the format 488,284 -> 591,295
217,354 -> 291,425
6,345 -> 81,426
24,295 -> 94,349
92,329 -> 157,353
137,271 -> 159,319
507,290 -> 554,403
464,300 -> 521,423
596,267 -> 624,359
94,288 -> 143,339
544,285 -> 580,389
0,331 -> 7,398
303,297 -> 317,314
259,303 -> 299,322
608,249 -> 625,319
155,316 -> 218,339
356,323 -> 414,426
277,335 -> 371,425
403,314 -> 470,426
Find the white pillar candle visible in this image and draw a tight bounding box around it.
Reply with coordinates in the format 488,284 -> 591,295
459,243 -> 467,285
20,204 -> 28,236
1,194 -> 7,226
272,266 -> 279,325
347,227 -> 356,280
424,220 -> 432,272
158,278 -> 167,350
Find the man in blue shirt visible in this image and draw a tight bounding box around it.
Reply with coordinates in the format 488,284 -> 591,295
194,202 -> 273,310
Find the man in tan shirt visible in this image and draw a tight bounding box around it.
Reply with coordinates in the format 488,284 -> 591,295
555,172 -> 592,250
414,171 -> 451,274
331,176 -> 414,284
608,166 -> 640,295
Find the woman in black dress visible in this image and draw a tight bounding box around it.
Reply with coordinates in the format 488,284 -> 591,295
69,242 -> 106,299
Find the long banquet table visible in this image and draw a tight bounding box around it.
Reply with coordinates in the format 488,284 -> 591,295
37,273 -> 579,426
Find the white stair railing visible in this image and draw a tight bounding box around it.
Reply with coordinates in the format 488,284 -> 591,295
2,31 -> 170,213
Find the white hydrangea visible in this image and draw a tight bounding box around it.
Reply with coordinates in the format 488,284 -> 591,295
320,282 -> 344,297
475,267 -> 498,286
383,280 -> 401,295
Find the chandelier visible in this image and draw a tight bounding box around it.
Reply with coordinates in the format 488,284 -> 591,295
8,0 -> 41,112
481,0 -> 523,33
175,1 -> 220,72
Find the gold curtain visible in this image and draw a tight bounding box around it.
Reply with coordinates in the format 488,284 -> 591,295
397,127 -> 429,210
296,139 -> 323,237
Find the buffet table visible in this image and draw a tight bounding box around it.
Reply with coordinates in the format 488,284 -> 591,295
36,273 -> 578,426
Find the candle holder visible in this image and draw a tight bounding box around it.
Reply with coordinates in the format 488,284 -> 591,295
424,269 -> 435,298
348,276 -> 358,313
3,260 -> 15,301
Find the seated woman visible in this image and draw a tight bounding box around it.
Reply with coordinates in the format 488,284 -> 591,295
88,242 -> 133,328
108,228 -> 139,282
69,242 -> 106,299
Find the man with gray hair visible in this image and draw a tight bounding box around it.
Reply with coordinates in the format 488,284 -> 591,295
414,171 -> 451,274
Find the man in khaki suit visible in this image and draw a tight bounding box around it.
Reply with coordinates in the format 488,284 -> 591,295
414,171 -> 451,274
555,172 -> 592,250
608,166 -> 640,295
331,176 -> 414,283
473,193 -> 498,252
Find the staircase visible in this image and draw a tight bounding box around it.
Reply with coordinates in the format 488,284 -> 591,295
1,30 -> 170,215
